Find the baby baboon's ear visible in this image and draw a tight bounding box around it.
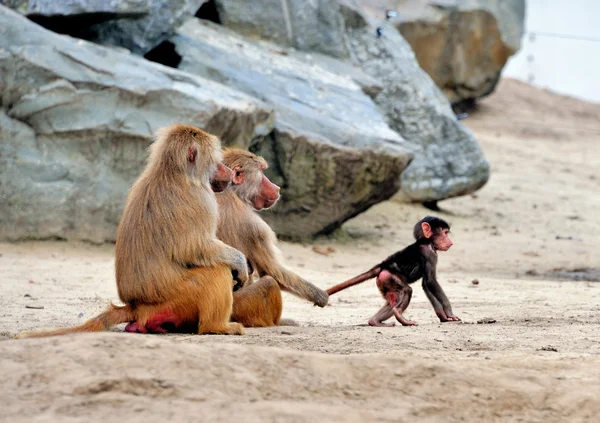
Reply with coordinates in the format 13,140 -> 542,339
421,222 -> 433,239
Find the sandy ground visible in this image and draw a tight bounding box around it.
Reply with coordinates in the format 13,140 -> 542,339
1,78 -> 599,422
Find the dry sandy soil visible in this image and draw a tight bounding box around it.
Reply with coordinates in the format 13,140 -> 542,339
1,78 -> 599,422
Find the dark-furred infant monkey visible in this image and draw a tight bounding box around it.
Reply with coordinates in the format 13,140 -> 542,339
326,216 -> 460,327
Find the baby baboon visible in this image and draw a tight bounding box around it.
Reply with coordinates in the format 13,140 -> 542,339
326,216 -> 459,327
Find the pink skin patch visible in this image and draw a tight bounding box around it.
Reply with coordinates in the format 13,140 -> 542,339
124,310 -> 185,334
386,292 -> 397,308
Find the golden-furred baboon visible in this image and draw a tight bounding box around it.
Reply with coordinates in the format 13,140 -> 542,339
16,124 -> 248,338
220,148 -> 329,327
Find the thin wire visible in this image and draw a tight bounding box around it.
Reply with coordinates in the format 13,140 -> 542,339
530,31 -> 600,43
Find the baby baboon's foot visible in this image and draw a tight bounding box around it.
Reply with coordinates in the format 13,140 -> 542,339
368,319 -> 395,327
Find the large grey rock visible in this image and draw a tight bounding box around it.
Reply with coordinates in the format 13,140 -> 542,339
365,0 -> 526,104
208,0 -> 489,202
215,0 -> 349,59
0,6 -> 273,243
172,19 -> 412,239
0,0 -> 150,18
89,0 -> 206,55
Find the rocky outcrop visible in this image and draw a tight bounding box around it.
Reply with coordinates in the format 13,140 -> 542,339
0,0 -> 150,18
2,0 -> 207,56
172,19 -> 412,238
0,0 -> 496,242
0,5 -> 411,242
203,0 -> 489,202
362,0 -> 526,104
0,6 -> 272,243
215,0 -> 349,59
88,0 -> 206,55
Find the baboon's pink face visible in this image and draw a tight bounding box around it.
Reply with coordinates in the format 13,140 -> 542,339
433,228 -> 453,251
231,163 -> 280,210
251,169 -> 280,210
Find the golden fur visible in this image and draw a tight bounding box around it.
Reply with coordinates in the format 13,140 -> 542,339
217,149 -> 329,327
17,124 -> 248,338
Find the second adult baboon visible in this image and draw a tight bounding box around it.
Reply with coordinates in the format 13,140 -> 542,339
16,124 -> 248,338
220,149 -> 329,327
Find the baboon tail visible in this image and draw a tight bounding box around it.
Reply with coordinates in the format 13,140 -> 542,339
15,303 -> 135,339
326,267 -> 380,296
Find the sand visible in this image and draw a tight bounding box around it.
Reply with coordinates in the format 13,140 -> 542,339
1,78 -> 599,422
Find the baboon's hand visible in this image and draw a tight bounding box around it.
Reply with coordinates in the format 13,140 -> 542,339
228,249 -> 250,286
312,287 -> 329,307
231,270 -> 245,291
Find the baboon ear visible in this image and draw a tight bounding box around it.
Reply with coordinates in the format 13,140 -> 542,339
421,222 -> 433,238
232,166 -> 244,185
188,145 -> 197,163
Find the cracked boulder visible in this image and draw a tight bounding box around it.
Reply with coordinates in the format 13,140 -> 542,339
214,0 -> 349,59
210,0 -> 490,202
172,19 -> 412,239
0,6 -> 272,243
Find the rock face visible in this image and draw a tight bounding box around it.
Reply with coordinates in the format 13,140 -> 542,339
2,0 -> 207,56
0,0 -> 150,18
172,19 -> 412,238
215,0 -> 349,59
362,0 -> 526,104
0,0 -> 495,242
0,5 -> 410,242
88,0 -> 206,55
203,0 -> 489,202
0,6 -> 272,243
